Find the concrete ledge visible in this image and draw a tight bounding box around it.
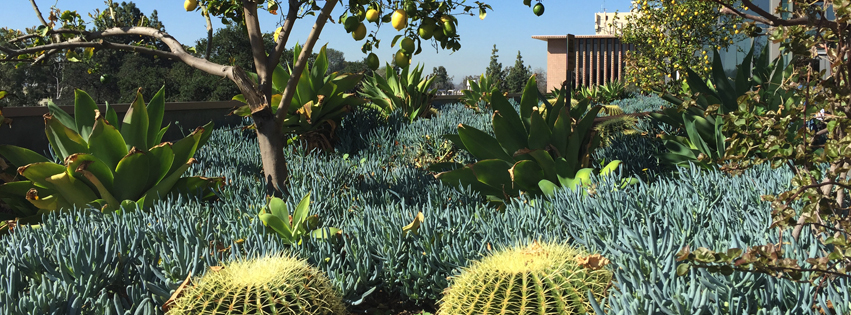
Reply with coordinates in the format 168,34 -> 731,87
0,101 -> 245,154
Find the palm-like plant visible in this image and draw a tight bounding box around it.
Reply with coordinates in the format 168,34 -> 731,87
360,63 -> 437,123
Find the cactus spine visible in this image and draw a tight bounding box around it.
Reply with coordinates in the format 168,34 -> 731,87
438,242 -> 612,315
168,254 -> 346,315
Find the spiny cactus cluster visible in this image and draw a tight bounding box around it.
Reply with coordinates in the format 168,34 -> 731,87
438,242 -> 612,315
167,254 -> 345,315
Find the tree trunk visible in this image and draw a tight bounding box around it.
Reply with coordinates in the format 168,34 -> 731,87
253,108 -> 289,196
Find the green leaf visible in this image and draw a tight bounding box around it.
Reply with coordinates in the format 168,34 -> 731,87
168,128 -> 203,177
138,157 -> 193,209
121,91 -> 150,151
509,160 -> 544,193
735,42 -> 755,96
518,76 -> 538,130
195,121 -> 215,150
272,63 -> 290,93
492,111 -> 527,156
43,171 -> 98,208
146,86 -> 166,147
436,167 -> 504,197
599,160 -> 622,177
268,197 -> 289,225
45,115 -> 88,160
155,125 -> 169,145
470,159 -> 513,191
74,89 -> 99,140
104,101 -> 119,128
0,145 -> 50,168
292,192 -> 311,232
18,162 -> 66,188
527,111 -> 552,150
528,150 -> 557,183
538,179 -> 558,196
65,153 -> 114,191
87,116 -> 128,170
458,124 -> 513,163
260,213 -> 295,243
113,149 -> 150,202
146,143 -> 175,188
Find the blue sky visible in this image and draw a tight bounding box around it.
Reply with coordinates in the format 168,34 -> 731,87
3,0 -> 634,84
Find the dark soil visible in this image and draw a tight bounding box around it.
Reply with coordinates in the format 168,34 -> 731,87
347,290 -> 437,315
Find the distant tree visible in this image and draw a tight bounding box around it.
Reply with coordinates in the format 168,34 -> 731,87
325,48 -> 346,74
430,66 -> 454,90
504,51 -> 531,93
339,57 -> 371,75
458,74 -> 477,90
484,45 -> 505,91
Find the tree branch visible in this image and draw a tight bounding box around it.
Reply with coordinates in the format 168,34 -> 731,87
203,6 -> 213,60
275,0 -> 338,123
713,0 -> 836,29
268,0 -> 301,69
29,0 -> 50,28
243,0 -> 272,108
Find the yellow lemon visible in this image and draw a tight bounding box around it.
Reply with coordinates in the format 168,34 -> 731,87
184,0 -> 198,11
352,23 -> 366,41
391,9 -> 408,31
366,9 -> 380,23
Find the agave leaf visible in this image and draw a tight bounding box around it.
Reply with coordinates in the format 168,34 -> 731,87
509,160 -> 544,193
527,111 -> 552,150
563,105 -> 603,173
121,90 -> 150,151
45,115 -> 89,160
292,192 -> 311,233
518,76 -> 538,130
0,181 -> 37,199
684,115 -> 713,157
74,89 -> 99,140
538,179 -> 558,197
168,127 -> 203,177
104,101 -> 119,128
563,168 -> 595,190
711,49 -> 736,112
470,159 -> 513,191
492,111 -> 527,155
66,153 -> 114,191
146,86 -> 166,147
28,193 -> 64,212
113,149 -> 150,202
0,145 -> 51,168
46,100 -> 76,131
735,42 -> 755,96
259,213 -> 295,242
147,143 -> 175,188
268,197 -> 289,227
550,108 -> 571,157
435,167 -> 504,197
196,121 -> 215,151
528,150 -> 557,183
138,158 -> 193,209
231,104 -> 251,117
458,124 -> 513,163
88,116 -> 129,170
311,45 -> 330,91
272,63 -> 290,93
155,124 -> 170,145
599,160 -> 622,177
18,162 -> 66,188
44,171 -> 98,208
169,176 -> 223,201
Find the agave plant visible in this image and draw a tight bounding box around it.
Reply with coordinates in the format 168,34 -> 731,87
0,88 -> 223,228
431,76 -> 631,202
232,44 -> 363,151
460,73 -> 499,110
360,63 -> 437,123
258,192 -> 340,245
651,43 -> 797,168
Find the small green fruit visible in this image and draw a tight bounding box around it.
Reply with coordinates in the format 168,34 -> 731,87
418,24 -> 434,39
352,23 -> 367,40
343,16 -> 360,32
443,21 -> 456,37
99,74 -> 112,84
533,3 -> 545,16
366,53 -> 379,70
400,37 -> 415,53
394,50 -> 410,68
524,0 -> 532,6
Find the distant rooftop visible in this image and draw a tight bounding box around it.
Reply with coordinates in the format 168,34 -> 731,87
532,35 -> 619,41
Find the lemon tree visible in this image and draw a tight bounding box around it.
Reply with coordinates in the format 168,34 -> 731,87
0,0 -> 542,196
617,0 -> 744,92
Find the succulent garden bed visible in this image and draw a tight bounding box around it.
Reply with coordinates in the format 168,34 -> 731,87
1,90 -> 849,314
